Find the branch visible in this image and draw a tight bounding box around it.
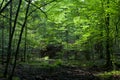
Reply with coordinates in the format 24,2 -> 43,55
46,3 -> 57,12
0,14 -> 23,26
25,0 -> 56,18
0,0 -> 11,14
3,0 -> 22,78
9,0 -> 31,79
28,3 -> 48,18
115,16 -> 120,34
0,0 -> 4,9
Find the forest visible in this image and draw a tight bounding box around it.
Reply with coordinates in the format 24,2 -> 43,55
0,0 -> 120,80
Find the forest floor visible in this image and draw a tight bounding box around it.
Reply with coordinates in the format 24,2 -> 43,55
0,62 -> 120,80
11,64 -> 100,80
0,64 -> 100,80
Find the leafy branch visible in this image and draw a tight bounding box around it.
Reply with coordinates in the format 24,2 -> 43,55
0,0 -> 12,14
25,0 -> 56,18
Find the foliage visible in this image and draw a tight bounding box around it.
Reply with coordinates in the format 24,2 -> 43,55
0,0 -> 120,79
25,58 -> 63,68
97,70 -> 120,79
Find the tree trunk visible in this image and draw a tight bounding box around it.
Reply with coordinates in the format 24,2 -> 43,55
23,24 -> 27,62
9,0 -> 30,79
105,0 -> 113,69
4,0 -> 21,77
1,25 -> 4,65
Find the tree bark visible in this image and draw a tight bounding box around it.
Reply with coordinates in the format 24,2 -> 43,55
4,0 -> 22,77
9,0 -> 31,79
0,0 -> 11,14
23,24 -> 27,62
105,0 -> 113,69
1,23 -> 4,65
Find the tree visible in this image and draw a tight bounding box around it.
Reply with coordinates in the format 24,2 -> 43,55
4,0 -> 22,77
104,0 -> 113,69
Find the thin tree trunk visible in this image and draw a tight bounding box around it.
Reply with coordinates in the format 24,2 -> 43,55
114,16 -> 120,51
105,0 -> 112,69
1,24 -> 4,65
23,24 -> 27,62
65,30 -> 69,59
4,0 -> 22,77
0,0 -> 11,14
9,0 -> 31,79
21,24 -> 27,62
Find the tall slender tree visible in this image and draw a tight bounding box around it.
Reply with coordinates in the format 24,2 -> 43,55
4,0 -> 22,77
9,0 -> 31,79
1,18 -> 4,65
23,24 -> 27,62
105,0 -> 113,69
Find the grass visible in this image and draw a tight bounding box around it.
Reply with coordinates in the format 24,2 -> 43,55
20,57 -> 101,68
20,57 -> 63,68
96,70 -> 120,79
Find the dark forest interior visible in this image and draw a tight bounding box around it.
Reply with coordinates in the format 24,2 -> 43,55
0,0 -> 120,80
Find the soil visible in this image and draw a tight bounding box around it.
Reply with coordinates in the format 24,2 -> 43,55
12,64 -> 100,80
1,64 -> 120,80
0,64 -> 120,80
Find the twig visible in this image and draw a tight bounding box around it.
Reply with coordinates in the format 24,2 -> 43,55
0,0 -> 11,14
25,0 -> 56,18
0,0 -> 4,9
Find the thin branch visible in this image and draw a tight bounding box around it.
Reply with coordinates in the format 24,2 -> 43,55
0,0 -> 4,9
25,0 -> 56,8
115,16 -> 120,34
0,14 -> 23,26
28,3 -> 47,18
0,0 -> 11,14
9,0 -> 31,79
116,16 -> 120,26
25,0 -> 56,18
46,3 -> 57,12
9,0 -> 12,37
4,0 -> 22,77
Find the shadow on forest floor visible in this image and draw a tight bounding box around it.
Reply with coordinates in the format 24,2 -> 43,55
14,64 -> 100,80
0,61 -> 120,80
0,64 -> 100,80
